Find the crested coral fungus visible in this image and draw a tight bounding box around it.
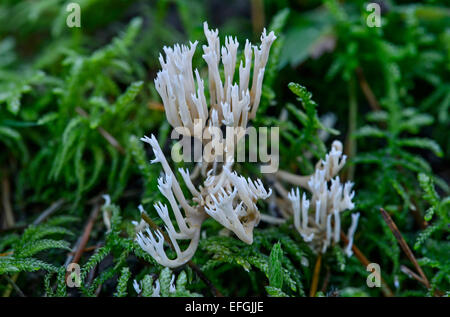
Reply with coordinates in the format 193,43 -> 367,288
135,22 -> 276,268
278,140 -> 360,256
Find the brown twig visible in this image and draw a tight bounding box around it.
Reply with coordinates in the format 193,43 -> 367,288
71,203 -> 101,265
1,172 -> 15,229
309,254 -> 322,297
75,107 -> 126,155
340,231 -> 394,297
355,67 -> 381,111
68,244 -> 103,256
343,76 -> 357,181
380,208 -> 431,290
400,265 -> 425,285
32,198 -> 65,225
250,0 -> 265,35
320,266 -> 331,294
62,203 -> 101,292
148,101 -> 165,112
86,193 -> 108,206
140,212 -> 223,297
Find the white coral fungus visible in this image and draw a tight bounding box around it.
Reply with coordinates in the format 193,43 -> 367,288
286,141 -> 360,255
135,22 -> 276,268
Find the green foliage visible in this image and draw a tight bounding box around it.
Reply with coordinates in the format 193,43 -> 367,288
0,217 -> 75,276
197,225 -> 308,297
0,0 -> 448,298
263,82 -> 333,176
0,258 -> 57,275
140,274 -> 156,297
135,268 -> 201,297
414,174 -> 449,293
172,271 -> 202,297
55,266 -> 68,297
114,267 -> 131,297
268,242 -> 284,289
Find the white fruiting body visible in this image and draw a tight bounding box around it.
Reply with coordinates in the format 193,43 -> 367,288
136,22 -> 276,268
287,140 -> 359,255
154,22 -> 276,136
344,212 -> 360,257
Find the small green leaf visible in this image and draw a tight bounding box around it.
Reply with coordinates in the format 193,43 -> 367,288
265,286 -> 288,297
114,267 -> 131,297
354,126 -> 386,139
17,239 -> 71,258
268,242 -> 283,289
159,267 -> 173,297
398,138 -> 443,157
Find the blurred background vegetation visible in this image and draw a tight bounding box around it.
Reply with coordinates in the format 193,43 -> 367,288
0,0 -> 449,297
